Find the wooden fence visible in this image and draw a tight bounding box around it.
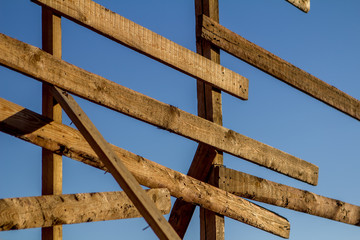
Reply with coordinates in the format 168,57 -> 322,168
0,0 -> 359,239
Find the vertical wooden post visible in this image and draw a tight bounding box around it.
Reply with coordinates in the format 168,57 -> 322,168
195,1 -> 225,239
41,7 -> 62,240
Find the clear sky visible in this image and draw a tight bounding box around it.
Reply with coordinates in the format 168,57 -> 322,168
1,0 -> 359,239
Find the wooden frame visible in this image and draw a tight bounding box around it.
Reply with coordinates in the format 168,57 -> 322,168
41,8 -> 63,240
0,189 -> 171,231
0,0 -> 359,239
49,86 -> 181,240
199,14 -> 360,121
0,33 -> 319,186
32,0 -> 248,101
0,97 -> 290,238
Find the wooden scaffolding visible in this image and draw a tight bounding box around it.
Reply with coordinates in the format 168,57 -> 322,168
0,0 -> 359,239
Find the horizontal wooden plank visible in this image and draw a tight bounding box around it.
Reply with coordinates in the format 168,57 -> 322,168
0,189 -> 171,231
0,98 -> 290,238
32,0 -> 248,100
49,86 -> 181,240
200,15 -> 360,121
0,33 -> 318,185
168,144 -> 217,237
218,166 -> 360,226
286,0 -> 310,13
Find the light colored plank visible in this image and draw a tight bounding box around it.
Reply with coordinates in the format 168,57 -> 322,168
49,86 -> 180,240
218,166 -> 360,226
200,14 -> 360,121
32,0 -> 248,100
0,98 -> 291,238
168,145 -> 217,238
0,33 -> 318,185
41,8 -> 62,240
0,189 -> 171,231
286,0 -> 310,13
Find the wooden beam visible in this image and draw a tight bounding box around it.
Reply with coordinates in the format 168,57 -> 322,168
199,15 -> 360,121
32,0 -> 248,100
200,165 -> 226,240
0,98 -> 291,238
48,86 -> 180,240
41,7 -> 62,240
169,0 -> 224,238
0,189 -> 171,231
195,1 -> 224,240
286,0 -> 310,13
168,145 -> 217,238
218,166 -> 360,226
0,33 -> 318,185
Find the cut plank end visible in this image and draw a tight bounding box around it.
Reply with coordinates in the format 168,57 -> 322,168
286,0 -> 310,13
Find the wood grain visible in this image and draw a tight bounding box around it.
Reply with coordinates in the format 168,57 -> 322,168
286,0 -> 310,13
0,33 -> 318,185
197,1 -> 224,240
49,87 -> 180,240
41,8 -> 62,240
0,98 -> 291,238
0,189 -> 171,231
200,15 -> 360,121
32,0 -> 248,100
169,0 -> 225,238
218,166 -> 360,226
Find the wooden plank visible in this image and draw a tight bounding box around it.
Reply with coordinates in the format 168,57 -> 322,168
32,0 -> 248,100
200,15 -> 360,121
48,86 -> 180,240
0,98 -> 291,238
218,166 -> 360,226
286,0 -> 310,13
195,1 -> 224,240
41,8 -> 62,240
0,33 -> 319,185
0,189 -> 171,231
200,166 -> 225,240
168,145 -> 217,238
169,0 -> 225,238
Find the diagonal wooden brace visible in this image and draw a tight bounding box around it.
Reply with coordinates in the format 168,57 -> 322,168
48,86 -> 181,240
0,97 -> 291,238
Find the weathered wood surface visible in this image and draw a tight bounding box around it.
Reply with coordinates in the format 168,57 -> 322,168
200,15 -> 360,121
218,166 -> 360,226
169,145 -> 217,238
49,86 -> 180,240
0,189 -> 171,231
41,8 -> 62,240
172,0 -> 225,239
200,165 -> 226,240
32,0 -> 248,100
0,33 -> 318,185
0,98 -> 291,238
286,0 -> 310,13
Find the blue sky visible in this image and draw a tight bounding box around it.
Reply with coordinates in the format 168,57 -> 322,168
1,0 -> 359,239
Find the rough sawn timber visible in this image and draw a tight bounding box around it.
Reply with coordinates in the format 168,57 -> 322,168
170,0 -> 225,239
49,86 -> 181,240
0,98 -> 291,238
41,7 -> 63,240
286,0 -> 310,13
200,15 -> 360,121
217,166 -> 360,226
32,0 -> 248,100
0,189 -> 171,231
0,33 -> 318,185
